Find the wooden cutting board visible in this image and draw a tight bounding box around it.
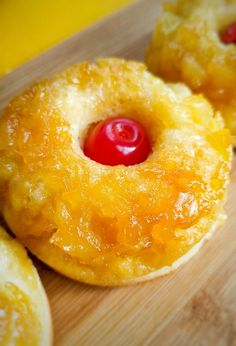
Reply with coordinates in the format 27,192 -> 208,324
0,0 -> 236,345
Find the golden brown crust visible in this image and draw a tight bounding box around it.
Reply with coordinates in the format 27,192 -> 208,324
0,58 -> 232,285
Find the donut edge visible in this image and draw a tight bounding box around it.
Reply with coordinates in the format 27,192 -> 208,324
125,212 -> 226,285
21,211 -> 226,287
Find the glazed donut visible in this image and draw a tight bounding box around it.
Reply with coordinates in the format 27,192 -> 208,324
0,226 -> 52,345
0,58 -> 232,286
146,0 -> 236,137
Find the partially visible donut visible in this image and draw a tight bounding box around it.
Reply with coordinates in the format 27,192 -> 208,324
0,58 -> 232,286
146,0 -> 236,137
0,226 -> 52,345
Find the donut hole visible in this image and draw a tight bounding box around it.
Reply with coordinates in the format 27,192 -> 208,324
80,120 -> 98,147
219,21 -> 236,44
81,111 -> 154,167
217,7 -> 236,43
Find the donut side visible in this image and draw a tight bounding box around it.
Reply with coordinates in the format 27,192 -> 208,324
21,209 -> 226,286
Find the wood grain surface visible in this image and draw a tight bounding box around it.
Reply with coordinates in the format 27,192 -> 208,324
0,0 -> 236,345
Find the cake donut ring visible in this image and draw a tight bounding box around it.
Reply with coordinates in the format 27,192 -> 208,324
0,58 -> 232,286
0,226 -> 52,345
146,0 -> 236,138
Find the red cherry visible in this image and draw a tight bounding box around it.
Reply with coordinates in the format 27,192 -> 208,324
221,22 -> 236,44
83,117 -> 151,166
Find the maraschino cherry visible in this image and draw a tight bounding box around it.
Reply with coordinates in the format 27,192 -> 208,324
84,117 -> 151,166
221,22 -> 236,44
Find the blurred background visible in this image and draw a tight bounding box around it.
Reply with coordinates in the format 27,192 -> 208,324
0,0 -> 134,76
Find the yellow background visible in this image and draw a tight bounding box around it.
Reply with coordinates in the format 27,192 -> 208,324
0,0 -> 134,75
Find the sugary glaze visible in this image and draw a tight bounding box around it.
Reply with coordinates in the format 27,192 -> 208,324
146,0 -> 236,137
0,227 -> 52,345
0,58 -> 232,285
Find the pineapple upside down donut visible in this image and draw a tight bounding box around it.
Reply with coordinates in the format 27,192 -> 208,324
146,0 -> 236,138
0,226 -> 52,345
0,58 -> 232,286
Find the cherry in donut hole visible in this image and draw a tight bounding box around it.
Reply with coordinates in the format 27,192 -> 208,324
84,117 -> 151,166
221,22 -> 236,44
